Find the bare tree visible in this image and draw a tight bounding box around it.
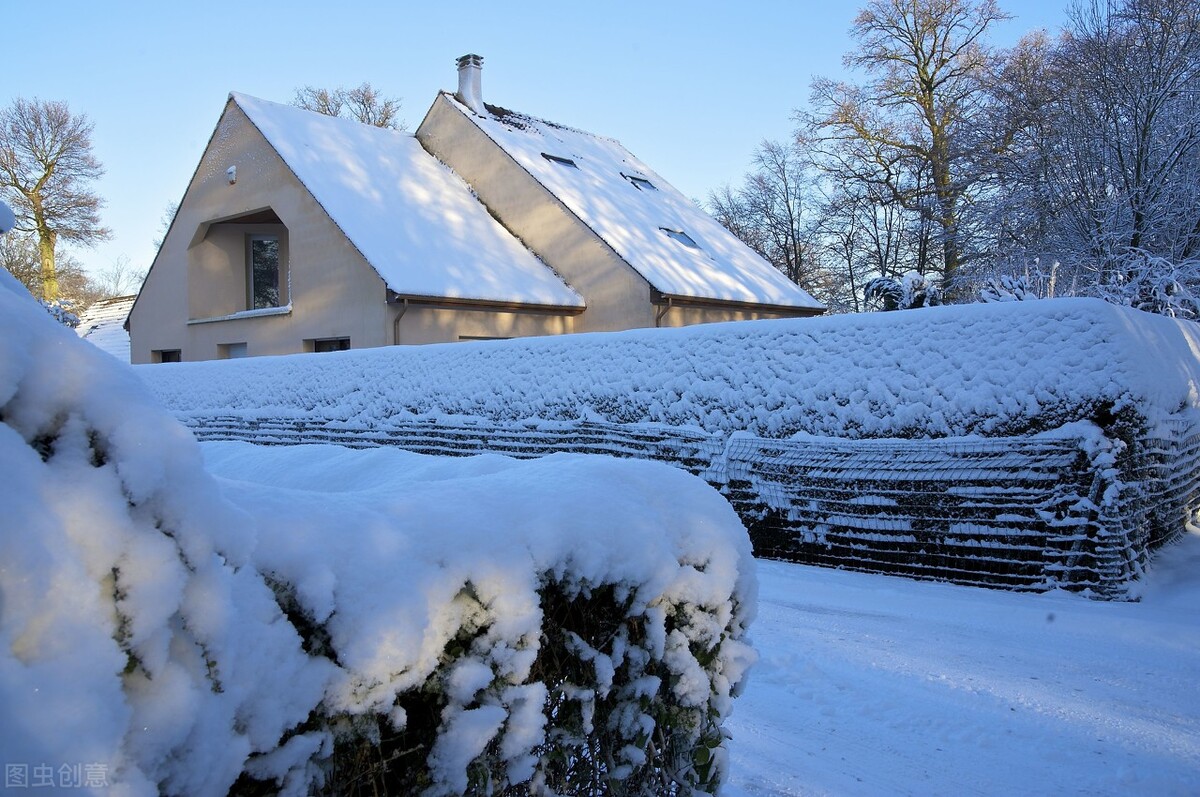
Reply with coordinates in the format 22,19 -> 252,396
805,0 -> 1012,294
974,0 -> 1200,310
90,255 -> 145,298
0,98 -> 110,302
293,82 -> 406,130
708,140 -> 830,299
0,229 -> 98,305
293,86 -> 343,118
152,200 -> 179,250
1055,0 -> 1200,271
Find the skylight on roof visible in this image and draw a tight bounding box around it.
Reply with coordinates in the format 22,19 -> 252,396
659,227 -> 701,249
541,153 -> 578,168
622,173 -> 656,191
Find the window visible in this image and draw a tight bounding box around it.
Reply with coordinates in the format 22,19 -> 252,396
622,173 -> 656,191
312,337 -> 351,353
154,349 -> 181,363
219,342 -> 248,359
541,152 -> 578,168
248,235 -> 281,309
659,227 -> 701,249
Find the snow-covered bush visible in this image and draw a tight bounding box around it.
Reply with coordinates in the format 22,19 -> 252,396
1096,250 -> 1200,321
865,271 -> 943,310
0,267 -> 756,795
0,270 -> 330,794
207,443 -> 757,796
38,296 -> 80,327
979,274 -> 1034,303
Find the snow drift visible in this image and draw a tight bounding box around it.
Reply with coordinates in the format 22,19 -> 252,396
0,271 -> 755,794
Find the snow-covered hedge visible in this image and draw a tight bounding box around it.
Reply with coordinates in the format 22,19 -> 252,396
0,271 -> 755,794
141,298 -> 1200,441
139,299 -> 1200,599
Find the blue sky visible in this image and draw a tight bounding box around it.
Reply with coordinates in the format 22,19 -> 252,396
6,1 -> 1066,277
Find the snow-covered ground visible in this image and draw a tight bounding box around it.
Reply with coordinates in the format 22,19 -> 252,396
725,539 -> 1200,796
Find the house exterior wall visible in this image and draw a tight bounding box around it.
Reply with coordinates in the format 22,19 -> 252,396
393,304 -> 575,344
131,103 -> 395,363
417,96 -> 657,334
132,101 -> 582,363
656,303 -> 816,328
187,222 -> 290,320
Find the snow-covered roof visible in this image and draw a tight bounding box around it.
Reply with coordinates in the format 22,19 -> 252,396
76,294 -> 135,362
447,95 -> 824,310
231,93 -> 584,309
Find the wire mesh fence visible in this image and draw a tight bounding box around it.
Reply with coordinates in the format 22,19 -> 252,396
186,413 -> 1200,600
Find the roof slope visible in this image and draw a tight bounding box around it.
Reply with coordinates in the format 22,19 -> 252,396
448,96 -> 823,310
231,93 -> 583,308
76,295 -> 135,362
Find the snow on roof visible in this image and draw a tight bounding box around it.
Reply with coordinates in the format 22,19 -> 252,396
139,299 -> 1200,441
76,295 -> 135,363
449,96 -> 824,310
230,93 -> 584,308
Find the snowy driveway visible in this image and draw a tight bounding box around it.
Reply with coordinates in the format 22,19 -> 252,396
726,539 -> 1200,796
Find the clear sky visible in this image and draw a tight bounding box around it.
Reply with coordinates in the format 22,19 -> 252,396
5,0 -> 1067,277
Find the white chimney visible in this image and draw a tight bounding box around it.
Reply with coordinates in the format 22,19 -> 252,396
456,53 -> 486,115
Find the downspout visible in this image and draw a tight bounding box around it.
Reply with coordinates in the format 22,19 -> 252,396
392,297 -> 409,345
655,296 -> 673,328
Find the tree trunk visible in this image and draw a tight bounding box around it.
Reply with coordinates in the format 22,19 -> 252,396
37,225 -> 58,303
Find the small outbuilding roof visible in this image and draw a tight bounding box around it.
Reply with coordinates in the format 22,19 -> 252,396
445,95 -> 824,311
76,294 -> 135,362
231,92 -> 584,309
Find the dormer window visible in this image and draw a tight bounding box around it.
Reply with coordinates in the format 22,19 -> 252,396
659,227 -> 700,249
541,153 -> 578,168
622,173 -> 656,191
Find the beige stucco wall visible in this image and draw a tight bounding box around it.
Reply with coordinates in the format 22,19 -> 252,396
187,221 -> 289,320
656,302 -> 815,328
129,102 -> 394,363
417,96 -> 657,334
131,100 -> 583,363
392,303 -> 575,344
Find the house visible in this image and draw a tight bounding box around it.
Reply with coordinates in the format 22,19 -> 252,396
76,294 -> 135,362
128,55 -> 823,363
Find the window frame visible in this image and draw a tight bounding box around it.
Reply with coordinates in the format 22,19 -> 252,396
311,337 -> 351,353
540,152 -> 579,169
622,173 -> 656,191
659,227 -> 701,249
246,233 -> 282,310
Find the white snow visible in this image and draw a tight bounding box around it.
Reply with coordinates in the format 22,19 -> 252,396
230,92 -> 584,309
725,544 -> 1200,796
0,268 -> 330,796
5,248 -> 1200,793
75,294 -> 135,362
1,264 -> 755,794
140,298 -> 1200,442
450,94 -> 824,310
